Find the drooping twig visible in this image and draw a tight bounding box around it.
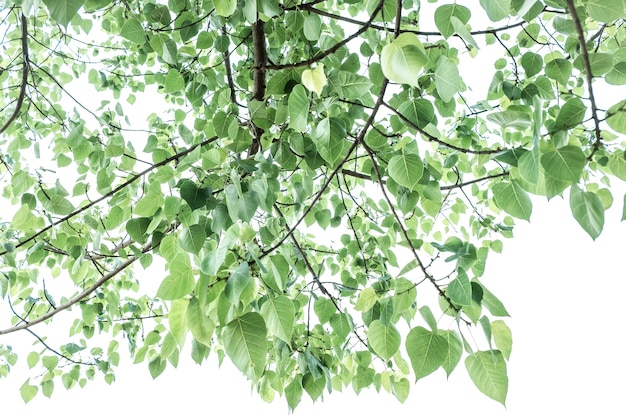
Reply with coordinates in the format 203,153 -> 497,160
0,136 -> 218,256
0,14 -> 29,135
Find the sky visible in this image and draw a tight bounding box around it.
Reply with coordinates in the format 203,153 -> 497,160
2,184 -> 625,416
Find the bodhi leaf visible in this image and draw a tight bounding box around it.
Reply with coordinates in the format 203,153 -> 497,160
435,56 -> 464,103
223,312 -> 267,381
570,185 -> 605,240
405,327 -> 448,381
541,146 -> 586,183
42,0 -> 84,27
465,351 -> 508,406
492,181 -> 533,221
260,295 -> 295,343
302,65 -> 327,97
388,153 -> 424,190
434,4 -> 471,38
380,33 -> 429,87
368,320 -> 401,360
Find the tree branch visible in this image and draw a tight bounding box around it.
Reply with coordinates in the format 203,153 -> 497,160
382,102 -> 505,155
266,0 -> 385,70
0,220 -> 179,336
0,136 -> 218,256
0,14 -> 29,135
565,0 -> 603,158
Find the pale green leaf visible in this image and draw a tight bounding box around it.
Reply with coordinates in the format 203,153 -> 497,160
355,287 -> 377,312
434,4 -> 471,38
186,297 -> 214,346
388,153 -> 424,191
223,312 -> 267,381
168,298 -> 188,347
492,180 -> 532,220
380,33 -> 428,87
20,379 -> 38,403
180,224 -> 207,254
119,18 -> 145,44
288,84 -> 310,132
42,0 -> 84,27
157,253 -> 195,300
465,351 -> 508,405
405,326 -> 448,381
368,320 -> 401,360
302,65 -> 327,97
570,185 -> 605,240
541,146 -> 586,182
214,0 -> 236,16
491,320 -> 512,360
479,0 -> 511,21
260,295 -> 295,342
440,330 -> 463,377
587,0 -> 626,23
435,56 -> 464,102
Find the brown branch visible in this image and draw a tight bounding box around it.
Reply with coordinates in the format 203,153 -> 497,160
382,102 -> 504,155
440,171 -> 509,190
565,0 -> 603,158
299,5 -> 527,37
0,14 -> 29,135
223,27 -> 238,105
0,221 -> 179,336
0,136 -> 218,256
0,257 -> 137,335
266,0 -> 385,70
248,19 -> 267,155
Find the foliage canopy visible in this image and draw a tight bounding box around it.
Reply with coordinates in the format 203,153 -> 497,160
0,0 -> 625,408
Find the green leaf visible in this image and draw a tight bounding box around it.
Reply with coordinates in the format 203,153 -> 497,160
168,298 -> 188,347
541,146 -> 586,182
405,326 -> 448,381
288,84 -> 310,132
607,100 -> 626,134
397,98 -> 436,129
260,295 -> 295,342
39,192 -> 74,215
570,185 -> 605,240
186,297 -> 214,346
164,69 -> 185,93
479,0 -> 511,21
434,4 -> 471,38
119,18 -> 145,44
606,62 -> 626,85
180,224 -> 206,254
521,52 -> 543,77
487,110 -> 532,130
285,376 -> 303,411
478,282 -> 511,317
43,0 -> 84,27
354,287 -> 377,312
434,56 -> 464,102
330,313 -> 352,340
587,0 -> 626,22
388,153 -> 424,191
380,33 -> 429,87
332,71 -> 373,99
491,320 -> 512,360
156,253 -> 195,300
224,262 -> 254,305
179,180 -> 212,210
314,298 -> 335,324
368,320 -> 401,361
447,271 -> 472,306
148,356 -> 166,379
545,58 -> 572,86
303,12 -> 322,41
214,0 -> 236,16
302,65 -> 327,97
553,97 -> 586,131
20,379 -> 38,403
465,351 -> 508,405
223,312 -> 267,381
440,330 -> 463,377
492,180 -> 533,220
